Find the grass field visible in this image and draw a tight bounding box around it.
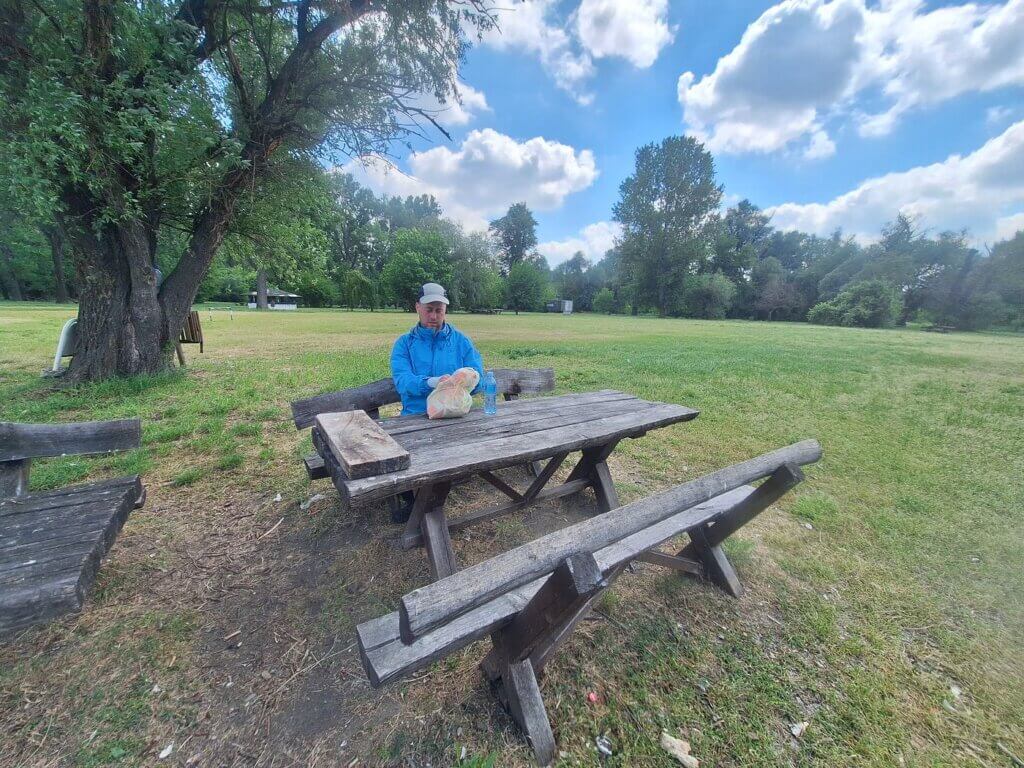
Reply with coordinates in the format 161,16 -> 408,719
1,302 -> 1022,767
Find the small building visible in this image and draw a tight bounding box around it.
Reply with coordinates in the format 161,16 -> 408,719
545,299 -> 573,314
247,288 -> 302,310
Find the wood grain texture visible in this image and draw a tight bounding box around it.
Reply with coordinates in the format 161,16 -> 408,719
314,410 -> 409,479
0,475 -> 142,637
358,485 -> 758,686
0,419 -> 141,463
337,399 -> 698,506
398,441 -> 820,643
0,459 -> 31,497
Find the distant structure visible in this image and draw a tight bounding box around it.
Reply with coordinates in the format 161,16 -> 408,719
545,299 -> 573,314
247,288 -> 302,310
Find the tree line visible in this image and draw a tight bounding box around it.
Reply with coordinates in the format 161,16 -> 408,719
6,137 -> 1022,333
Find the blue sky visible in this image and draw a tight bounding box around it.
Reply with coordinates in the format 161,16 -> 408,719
346,0 -> 1024,265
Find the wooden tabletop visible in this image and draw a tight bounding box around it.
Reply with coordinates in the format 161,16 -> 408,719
315,390 -> 698,506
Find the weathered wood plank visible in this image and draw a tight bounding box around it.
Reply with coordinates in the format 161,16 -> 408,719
0,459 -> 31,498
0,480 -> 139,518
0,476 -> 138,510
501,660 -> 556,766
491,553 -> 606,664
358,486 -> 758,685
303,453 -> 329,480
636,550 -> 703,575
340,402 -> 698,506
0,476 -> 139,637
398,441 -> 820,643
314,411 -> 410,480
478,470 -> 523,502
522,453 -> 568,503
291,378 -> 398,430
0,419 -> 141,463
292,368 -> 557,430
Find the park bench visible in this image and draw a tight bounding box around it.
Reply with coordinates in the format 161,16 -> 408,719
1,419 -> 146,637
290,367 -> 556,482
356,439 -> 822,765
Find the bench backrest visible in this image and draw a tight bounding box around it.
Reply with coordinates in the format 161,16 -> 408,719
0,418 -> 142,498
291,367 -> 555,430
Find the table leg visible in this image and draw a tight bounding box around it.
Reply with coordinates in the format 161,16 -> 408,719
416,482 -> 456,579
566,440 -> 621,514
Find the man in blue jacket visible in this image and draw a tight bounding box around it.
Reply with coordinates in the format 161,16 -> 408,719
390,282 -> 484,416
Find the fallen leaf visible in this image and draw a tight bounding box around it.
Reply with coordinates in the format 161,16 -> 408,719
660,732 -> 699,767
790,721 -> 809,738
159,743 -> 174,759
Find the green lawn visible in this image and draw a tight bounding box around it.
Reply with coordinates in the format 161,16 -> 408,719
0,303 -> 1021,767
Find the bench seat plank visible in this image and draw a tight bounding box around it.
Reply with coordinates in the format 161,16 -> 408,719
0,475 -> 140,637
315,410 -> 410,479
357,485 -> 756,686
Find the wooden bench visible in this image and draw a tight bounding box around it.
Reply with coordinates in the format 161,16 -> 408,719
291,368 -> 556,481
356,439 -> 821,765
1,419 -> 146,637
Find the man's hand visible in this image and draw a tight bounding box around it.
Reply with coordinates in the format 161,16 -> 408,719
427,375 -> 450,388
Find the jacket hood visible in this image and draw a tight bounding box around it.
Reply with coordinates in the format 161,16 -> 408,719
410,322 -> 453,342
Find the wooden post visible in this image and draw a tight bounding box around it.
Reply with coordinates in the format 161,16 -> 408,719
485,553 -> 606,766
0,459 -> 31,497
565,440 -> 620,514
416,482 -> 455,579
676,463 -> 805,598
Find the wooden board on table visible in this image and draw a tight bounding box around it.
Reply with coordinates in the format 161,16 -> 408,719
315,410 -> 410,480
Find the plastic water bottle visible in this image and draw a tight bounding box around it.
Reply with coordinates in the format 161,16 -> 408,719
483,370 -> 497,415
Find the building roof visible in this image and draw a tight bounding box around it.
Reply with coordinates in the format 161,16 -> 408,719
248,288 -> 301,298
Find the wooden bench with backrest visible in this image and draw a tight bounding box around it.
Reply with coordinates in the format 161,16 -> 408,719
291,368 -> 556,481
355,439 -> 822,765
1,419 -> 146,637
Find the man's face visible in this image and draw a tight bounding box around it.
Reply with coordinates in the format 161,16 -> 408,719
416,301 -> 447,329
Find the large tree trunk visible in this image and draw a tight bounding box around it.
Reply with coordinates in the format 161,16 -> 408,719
42,224 -> 70,302
0,243 -> 24,300
255,269 -> 269,309
64,217 -> 168,382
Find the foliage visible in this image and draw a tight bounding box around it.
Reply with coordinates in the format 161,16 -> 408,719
504,261 -> 547,314
380,230 -> 453,310
489,203 -> 538,274
681,273 -> 736,319
340,270 -> 376,310
807,280 -> 903,328
592,287 -> 615,314
614,136 -> 722,316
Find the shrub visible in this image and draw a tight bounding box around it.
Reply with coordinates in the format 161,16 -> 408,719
681,273 -> 737,319
592,288 -> 615,314
807,279 -> 902,328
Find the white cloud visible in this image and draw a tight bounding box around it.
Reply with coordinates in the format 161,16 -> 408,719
987,105 -> 1015,126
538,221 -> 622,266
679,0 -> 1024,156
995,212 -> 1024,240
574,0 -> 675,68
410,80 -> 490,128
804,128 -> 837,159
766,120 -> 1024,243
344,129 -> 598,230
482,0 -> 595,104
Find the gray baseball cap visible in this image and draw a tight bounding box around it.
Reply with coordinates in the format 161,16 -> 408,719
418,282 -> 449,305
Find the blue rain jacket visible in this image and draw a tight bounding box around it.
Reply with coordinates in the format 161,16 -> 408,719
390,323 -> 484,416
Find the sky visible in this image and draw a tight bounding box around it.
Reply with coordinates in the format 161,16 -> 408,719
344,0 -> 1024,266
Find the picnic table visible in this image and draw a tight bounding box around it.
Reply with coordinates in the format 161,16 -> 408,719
311,389 -> 698,580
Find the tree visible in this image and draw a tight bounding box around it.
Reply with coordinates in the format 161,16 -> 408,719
682,273 -> 736,319
341,269 -> 375,310
552,252 -> 596,310
381,230 -> 452,310
613,136 -> 722,316
489,203 -> 538,274
0,0 -> 494,381
505,261 -> 547,314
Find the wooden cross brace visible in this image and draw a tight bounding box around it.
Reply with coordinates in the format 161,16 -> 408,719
646,463 -> 805,597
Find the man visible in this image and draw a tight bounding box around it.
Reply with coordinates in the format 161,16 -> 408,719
391,282 -> 484,416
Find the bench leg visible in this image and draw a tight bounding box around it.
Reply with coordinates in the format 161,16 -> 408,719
0,458 -> 31,498
676,463 -> 805,598
483,553 -> 606,766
